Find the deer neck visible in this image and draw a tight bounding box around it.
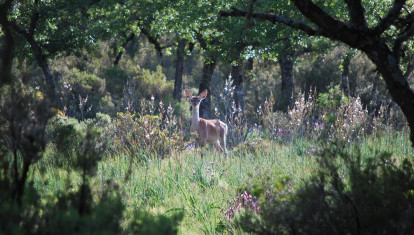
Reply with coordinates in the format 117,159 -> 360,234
190,105 -> 200,132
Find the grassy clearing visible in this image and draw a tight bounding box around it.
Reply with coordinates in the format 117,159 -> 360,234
29,131 -> 413,234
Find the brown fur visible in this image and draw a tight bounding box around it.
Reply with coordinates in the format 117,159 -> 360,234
197,118 -> 227,152
185,89 -> 228,155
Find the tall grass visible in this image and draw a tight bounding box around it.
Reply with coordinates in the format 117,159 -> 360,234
26,84 -> 413,234
30,129 -> 412,234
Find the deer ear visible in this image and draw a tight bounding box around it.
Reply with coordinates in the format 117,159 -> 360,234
185,89 -> 192,99
200,89 -> 208,100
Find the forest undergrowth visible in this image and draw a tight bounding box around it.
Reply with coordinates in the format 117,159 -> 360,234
25,88 -> 414,234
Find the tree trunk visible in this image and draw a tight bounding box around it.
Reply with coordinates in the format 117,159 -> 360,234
0,0 -> 14,86
173,39 -> 186,101
231,61 -> 245,114
198,59 -> 216,119
114,33 -> 135,66
14,159 -> 30,206
27,34 -> 57,101
341,54 -> 350,97
371,73 -> 380,109
279,53 -> 294,111
365,48 -> 414,146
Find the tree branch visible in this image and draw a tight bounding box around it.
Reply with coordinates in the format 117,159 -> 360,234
28,2 -> 40,38
220,7 -> 324,36
140,26 -> 163,57
114,32 -> 135,66
371,0 -> 406,35
393,20 -> 414,59
245,0 -> 257,28
344,0 -> 367,29
195,31 -> 207,50
290,0 -> 361,48
404,59 -> 414,80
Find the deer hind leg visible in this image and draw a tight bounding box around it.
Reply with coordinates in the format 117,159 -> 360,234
220,130 -> 227,155
213,140 -> 224,152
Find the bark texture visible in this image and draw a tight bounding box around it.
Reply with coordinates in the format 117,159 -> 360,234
231,62 -> 245,114
279,53 -> 294,111
341,54 -> 351,97
198,60 -> 216,119
173,39 -> 187,101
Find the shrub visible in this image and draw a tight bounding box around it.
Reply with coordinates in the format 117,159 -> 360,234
228,142 -> 414,234
122,66 -> 174,113
126,210 -> 184,234
258,86 -> 370,143
57,68 -> 114,120
113,102 -> 189,158
102,66 -> 129,96
47,113 -> 113,167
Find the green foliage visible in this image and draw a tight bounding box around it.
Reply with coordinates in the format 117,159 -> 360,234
126,210 -> 184,234
40,185 -> 124,234
47,113 -> 113,170
135,66 -> 173,100
295,48 -> 343,94
114,110 -> 188,158
231,143 -> 414,234
58,68 -> 114,119
0,178 -> 183,234
232,137 -> 273,156
317,85 -> 349,109
102,66 -> 129,96
3,1 -> 414,234
47,115 -> 85,167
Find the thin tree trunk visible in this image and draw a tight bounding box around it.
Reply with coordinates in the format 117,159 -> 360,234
199,59 -> 216,119
0,0 -> 14,86
11,10 -> 57,101
114,33 -> 135,66
231,61 -> 245,114
15,159 -> 30,206
27,34 -> 57,101
366,49 -> 414,146
341,54 -> 350,97
371,72 -> 380,108
173,39 -> 186,101
279,54 -> 294,111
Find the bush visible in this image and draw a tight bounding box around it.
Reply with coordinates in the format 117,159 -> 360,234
102,66 -> 129,96
58,68 -> 114,119
122,66 -> 174,113
114,109 -> 189,158
126,210 -> 184,234
227,142 -> 414,234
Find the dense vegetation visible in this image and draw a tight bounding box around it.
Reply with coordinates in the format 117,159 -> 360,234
1,0 -> 414,234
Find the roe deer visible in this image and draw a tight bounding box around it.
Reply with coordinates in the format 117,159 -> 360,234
185,89 -> 227,155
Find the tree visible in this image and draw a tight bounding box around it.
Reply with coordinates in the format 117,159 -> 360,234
6,0 -> 120,100
173,38 -> 187,101
221,0 -> 333,111
0,0 -> 15,86
221,0 -> 414,146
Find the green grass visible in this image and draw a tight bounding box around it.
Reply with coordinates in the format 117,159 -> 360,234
30,131 -> 413,234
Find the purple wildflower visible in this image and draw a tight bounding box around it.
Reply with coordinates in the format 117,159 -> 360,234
223,191 -> 261,219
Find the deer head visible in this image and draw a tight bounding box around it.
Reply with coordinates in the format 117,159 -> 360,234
185,89 -> 207,108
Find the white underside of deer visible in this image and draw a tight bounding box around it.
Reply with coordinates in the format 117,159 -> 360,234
185,89 -> 227,155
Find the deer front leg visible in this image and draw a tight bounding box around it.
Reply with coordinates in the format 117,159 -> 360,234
195,137 -> 199,150
199,139 -> 206,158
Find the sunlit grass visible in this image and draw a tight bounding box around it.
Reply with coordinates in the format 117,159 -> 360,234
30,130 -> 413,234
